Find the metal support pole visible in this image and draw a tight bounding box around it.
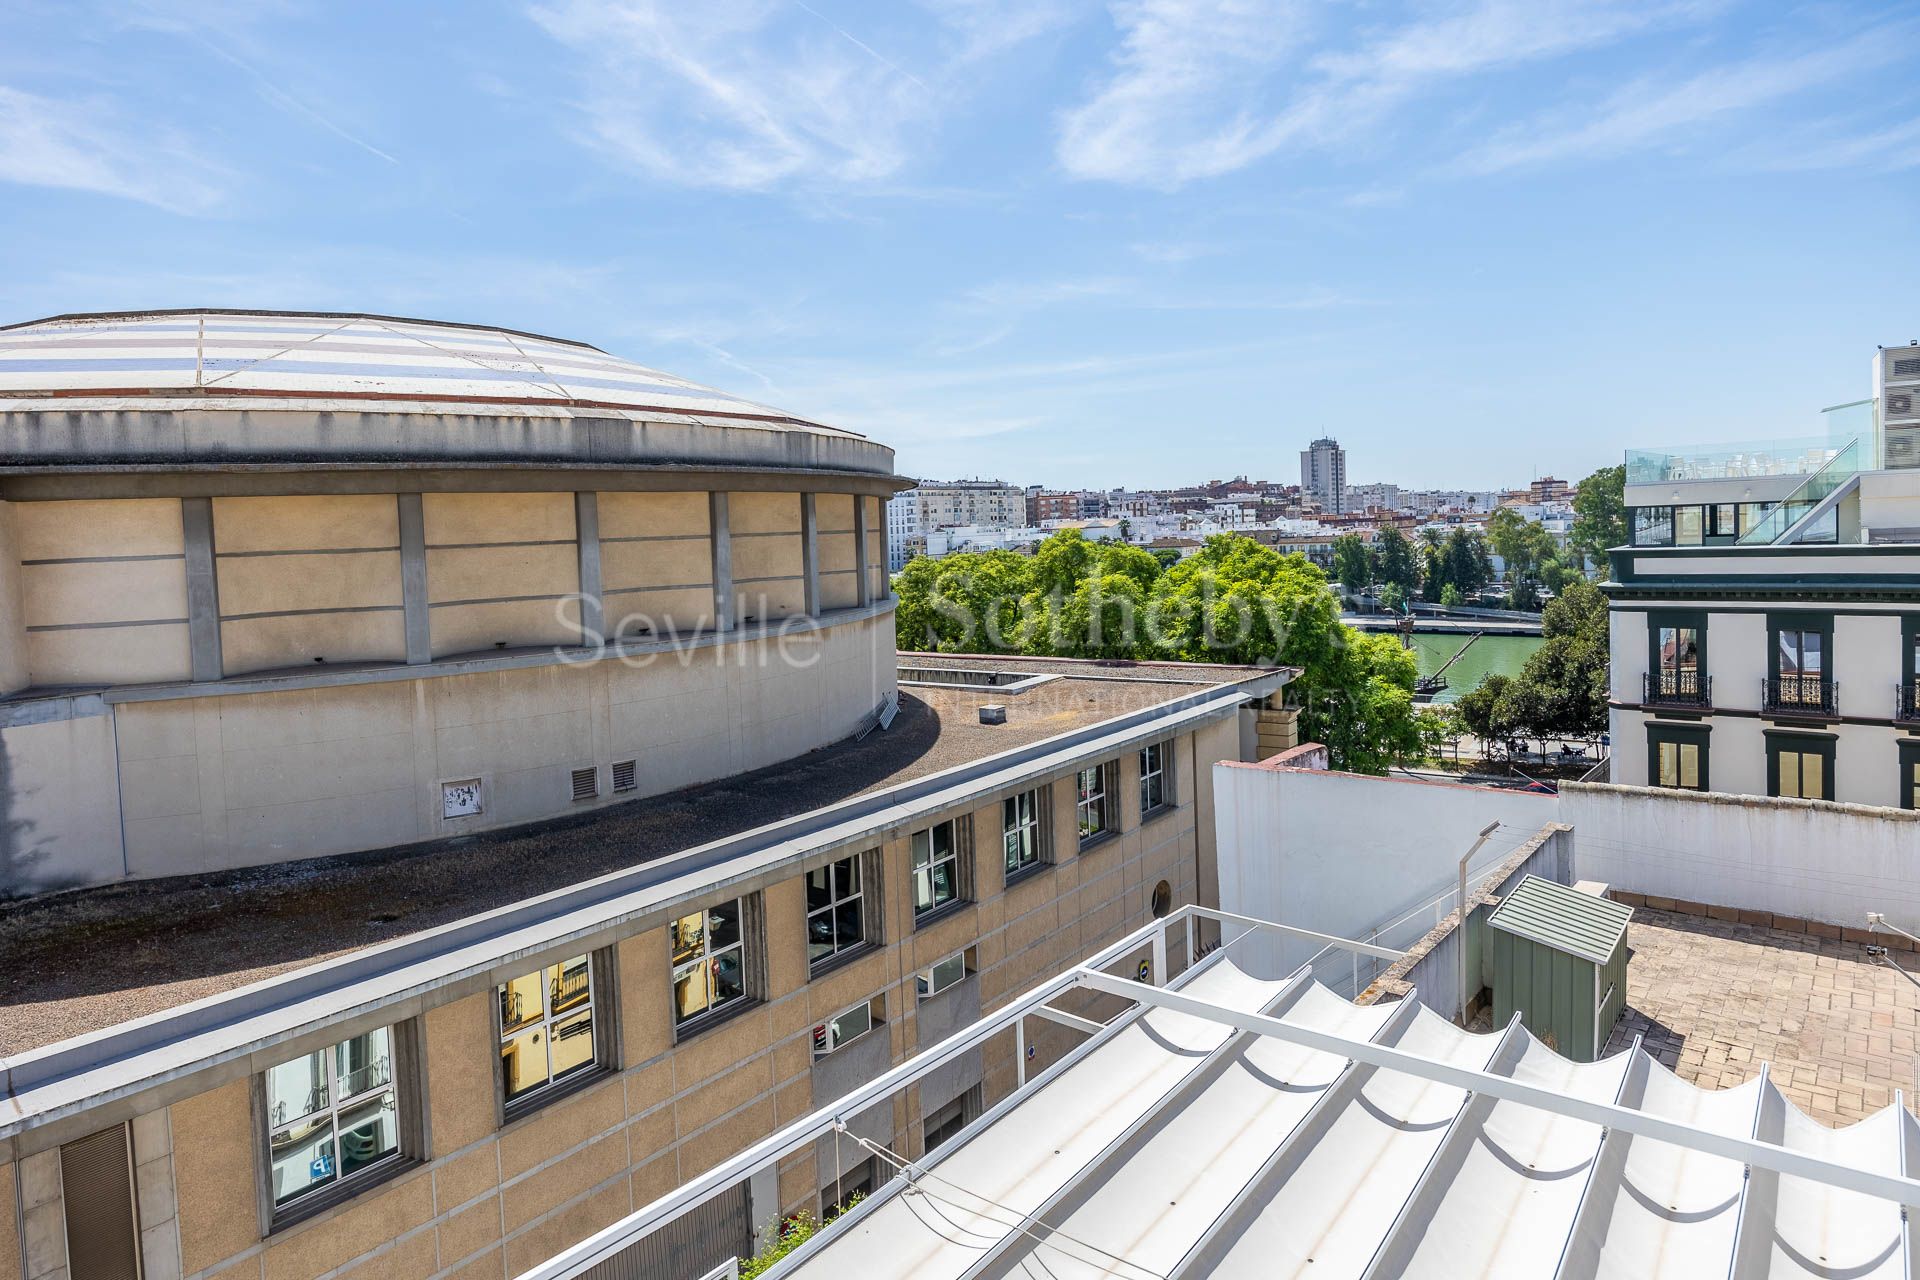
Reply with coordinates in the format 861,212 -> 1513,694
1014,1018 -> 1027,1087
1150,928 -> 1167,987
1456,820 -> 1502,1025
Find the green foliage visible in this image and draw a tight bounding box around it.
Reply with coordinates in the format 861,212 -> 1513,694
1439,583 -> 1464,608
1378,581 -> 1408,614
1372,526 -> 1420,595
1569,464 -> 1628,569
1330,533 -> 1373,591
1148,547 -> 1182,569
740,1212 -> 820,1278
891,529 -> 1432,774
1455,581 -> 1611,743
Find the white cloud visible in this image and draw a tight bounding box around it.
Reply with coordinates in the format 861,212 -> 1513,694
529,0 -> 1074,191
0,85 -> 229,213
1457,33 -> 1904,173
1056,0 -> 1721,187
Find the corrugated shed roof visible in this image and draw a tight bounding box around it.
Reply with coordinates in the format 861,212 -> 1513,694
1488,874 -> 1632,966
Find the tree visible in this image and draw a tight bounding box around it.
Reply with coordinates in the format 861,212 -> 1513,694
1455,581 -> 1611,745
1373,526 -> 1420,596
1569,463 -> 1627,570
1378,581 -> 1408,614
890,529 -> 1436,775
1330,533 -> 1373,593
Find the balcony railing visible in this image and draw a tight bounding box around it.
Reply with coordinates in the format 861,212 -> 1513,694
1898,685 -> 1920,725
1763,675 -> 1837,716
1643,670 -> 1712,708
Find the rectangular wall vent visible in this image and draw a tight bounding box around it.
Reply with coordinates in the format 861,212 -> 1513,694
61,1125 -> 142,1280
1893,357 -> 1920,377
612,759 -> 638,792
571,767 -> 599,801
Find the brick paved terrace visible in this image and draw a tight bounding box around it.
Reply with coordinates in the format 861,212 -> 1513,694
1602,906 -> 1920,1127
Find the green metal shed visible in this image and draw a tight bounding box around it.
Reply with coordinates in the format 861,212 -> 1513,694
1486,876 -> 1632,1062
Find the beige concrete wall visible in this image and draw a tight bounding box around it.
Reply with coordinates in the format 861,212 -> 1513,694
213,496 -> 406,675
814,495 -> 858,611
598,492 -> 713,637
106,613 -> 893,878
424,493 -> 579,657
728,493 -> 804,624
0,503 -> 27,696
39,713 -> 1243,1279
14,497 -> 190,685
0,710 -> 124,896
862,497 -> 886,600
0,1160 -> 18,1280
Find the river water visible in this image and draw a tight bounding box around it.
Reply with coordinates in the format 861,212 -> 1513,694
1406,632 -> 1543,703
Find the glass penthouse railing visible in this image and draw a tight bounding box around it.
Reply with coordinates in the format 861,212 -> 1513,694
1736,435 -> 1862,545
1626,435 -> 1838,485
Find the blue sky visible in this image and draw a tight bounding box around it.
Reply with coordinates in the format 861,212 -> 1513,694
1,0 -> 1915,490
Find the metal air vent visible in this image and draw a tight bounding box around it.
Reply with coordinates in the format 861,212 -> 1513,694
1892,357 -> 1920,378
612,759 -> 638,793
571,767 -> 599,801
1887,392 -> 1915,417
60,1125 -> 141,1280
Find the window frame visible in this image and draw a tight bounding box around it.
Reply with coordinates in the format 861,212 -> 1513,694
1645,722 -> 1710,792
805,851 -> 876,974
1001,787 -> 1049,883
1901,739 -> 1920,811
812,996 -> 883,1059
1645,610 -> 1707,703
496,951 -> 617,1121
257,1021 -> 423,1231
1077,761 -> 1118,848
1673,505 -> 1705,546
671,898 -> 757,1038
1630,506 -> 1674,547
910,817 -> 970,923
1139,741 -> 1173,819
916,949 -> 971,1000
1767,611 -> 1835,713
1765,729 -> 1837,802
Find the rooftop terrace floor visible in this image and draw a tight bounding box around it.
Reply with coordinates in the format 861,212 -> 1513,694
0,664 -> 1227,1055
1601,907 -> 1919,1126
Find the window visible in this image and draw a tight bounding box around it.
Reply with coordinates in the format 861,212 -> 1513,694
1767,732 -> 1835,801
1647,612 -> 1706,704
1003,790 -> 1044,879
911,819 -> 964,918
499,955 -> 600,1108
672,902 -> 748,1029
1711,504 -> 1737,538
823,1158 -> 876,1221
917,950 -> 969,999
1647,724 -> 1709,792
1901,741 -> 1920,811
59,1126 -> 142,1279
1077,762 -> 1115,845
1139,742 -> 1170,817
1769,616 -> 1832,711
266,1027 -> 404,1212
1674,505 -> 1704,546
813,997 -> 881,1058
924,1088 -> 981,1154
807,854 -> 870,969
1736,503 -> 1766,537
1631,506 -> 1673,546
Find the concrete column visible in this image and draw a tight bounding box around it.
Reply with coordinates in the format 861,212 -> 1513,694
181,497 -> 222,682
800,492 -> 822,618
574,491 -> 603,646
709,492 -> 735,632
397,493 -> 432,664
853,495 -> 872,608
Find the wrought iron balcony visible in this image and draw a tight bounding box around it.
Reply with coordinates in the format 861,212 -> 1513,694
1897,685 -> 1920,725
1762,675 -> 1837,716
1643,670 -> 1711,708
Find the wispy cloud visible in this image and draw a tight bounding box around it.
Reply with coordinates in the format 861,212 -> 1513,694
1456,31 -> 1905,173
1056,0 -> 1721,187
529,0 -> 1074,191
0,85 -> 229,213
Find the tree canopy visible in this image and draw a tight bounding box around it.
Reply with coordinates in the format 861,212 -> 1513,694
1454,581 -> 1610,744
894,528 -> 1436,774
1569,464 -> 1628,569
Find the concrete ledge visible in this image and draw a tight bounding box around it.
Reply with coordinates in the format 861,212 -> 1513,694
1608,889 -> 1920,953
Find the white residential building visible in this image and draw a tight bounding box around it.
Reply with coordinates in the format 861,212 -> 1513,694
1609,352 -> 1920,808
1299,437 -> 1347,514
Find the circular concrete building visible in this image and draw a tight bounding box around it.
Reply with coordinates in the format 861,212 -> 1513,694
0,310 -> 899,894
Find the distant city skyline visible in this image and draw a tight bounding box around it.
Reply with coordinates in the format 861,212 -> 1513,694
1,2 -> 1912,489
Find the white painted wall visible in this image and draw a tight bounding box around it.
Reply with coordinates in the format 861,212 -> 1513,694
1213,761 -> 1556,977
1211,757 -> 1920,940
0,706 -> 124,896
1563,783 -> 1920,929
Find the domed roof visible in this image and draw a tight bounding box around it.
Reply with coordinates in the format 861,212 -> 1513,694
0,309 -> 836,430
